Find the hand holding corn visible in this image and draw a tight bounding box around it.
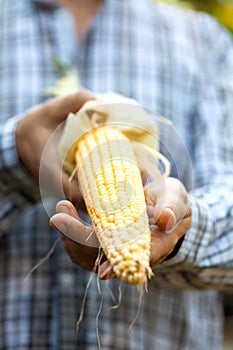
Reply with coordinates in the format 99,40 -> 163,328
15,90 -> 95,200
50,94 -> 192,284
50,178 -> 191,278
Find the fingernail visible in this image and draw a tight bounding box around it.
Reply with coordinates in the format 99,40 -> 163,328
51,220 -> 67,234
99,263 -> 114,279
86,109 -> 95,118
57,204 -> 71,215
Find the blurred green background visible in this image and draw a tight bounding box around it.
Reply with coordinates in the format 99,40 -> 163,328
156,0 -> 233,32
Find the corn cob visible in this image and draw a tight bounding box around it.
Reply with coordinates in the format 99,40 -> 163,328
75,125 -> 152,285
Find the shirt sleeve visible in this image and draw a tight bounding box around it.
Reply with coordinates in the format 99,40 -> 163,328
154,15 -> 233,291
0,115 -> 40,236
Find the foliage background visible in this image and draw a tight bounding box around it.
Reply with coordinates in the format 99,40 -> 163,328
156,0 -> 233,32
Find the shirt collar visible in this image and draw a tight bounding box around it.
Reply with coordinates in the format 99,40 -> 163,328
31,0 -> 60,12
32,0 -> 108,13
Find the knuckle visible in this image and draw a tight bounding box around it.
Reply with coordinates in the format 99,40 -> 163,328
40,98 -> 54,115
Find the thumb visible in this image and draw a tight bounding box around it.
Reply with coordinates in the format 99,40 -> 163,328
50,212 -> 99,247
148,177 -> 190,233
39,89 -> 96,125
156,207 -> 177,232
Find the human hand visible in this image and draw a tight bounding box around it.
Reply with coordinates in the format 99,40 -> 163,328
50,177 -> 191,278
15,89 -> 95,202
50,200 -> 108,274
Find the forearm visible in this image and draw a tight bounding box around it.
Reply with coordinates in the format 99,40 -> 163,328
0,117 -> 40,235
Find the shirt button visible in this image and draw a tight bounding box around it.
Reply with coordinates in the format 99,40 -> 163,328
59,273 -> 74,288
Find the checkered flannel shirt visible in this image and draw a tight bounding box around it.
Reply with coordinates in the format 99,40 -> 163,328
1,0 -> 233,349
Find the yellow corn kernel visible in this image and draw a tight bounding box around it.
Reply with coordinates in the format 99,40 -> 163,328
75,126 -> 152,285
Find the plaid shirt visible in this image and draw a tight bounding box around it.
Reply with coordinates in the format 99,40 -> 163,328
1,0 -> 233,349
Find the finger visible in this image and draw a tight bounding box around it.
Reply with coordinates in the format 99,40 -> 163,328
62,171 -> 84,204
150,214 -> 192,268
35,89 -> 96,125
60,234 -> 99,269
144,178 -> 166,223
39,155 -> 82,200
50,212 -> 99,248
153,178 -> 190,232
156,207 -> 177,232
98,260 -> 115,280
56,200 -> 79,218
150,231 -> 177,267
144,177 -> 165,206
